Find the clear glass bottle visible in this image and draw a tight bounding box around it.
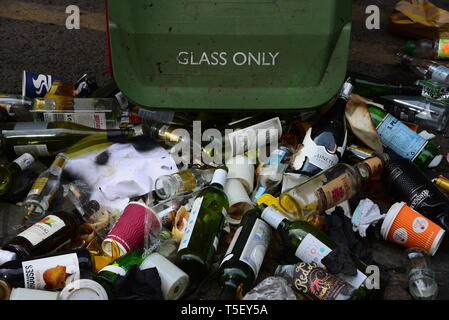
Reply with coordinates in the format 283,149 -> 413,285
398,53 -> 449,85
404,247 -> 438,300
24,154 -> 68,222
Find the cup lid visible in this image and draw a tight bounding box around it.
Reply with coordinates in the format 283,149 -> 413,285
381,202 -> 406,240
59,280 -> 108,300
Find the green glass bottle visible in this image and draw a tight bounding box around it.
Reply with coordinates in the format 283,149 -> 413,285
175,168 -> 229,284
349,72 -> 422,98
0,153 -> 35,197
218,205 -> 271,299
94,249 -> 145,300
0,122 -> 139,159
260,205 -> 368,290
368,105 -> 440,168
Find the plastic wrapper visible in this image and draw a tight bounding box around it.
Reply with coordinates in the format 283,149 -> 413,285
242,277 -> 297,300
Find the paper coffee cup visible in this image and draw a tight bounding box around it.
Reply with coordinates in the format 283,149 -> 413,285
226,155 -> 255,194
224,178 -> 254,225
381,202 -> 445,256
59,280 -> 108,300
102,202 -> 162,257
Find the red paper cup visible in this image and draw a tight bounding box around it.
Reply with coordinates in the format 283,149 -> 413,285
381,202 -> 445,256
102,202 -> 162,257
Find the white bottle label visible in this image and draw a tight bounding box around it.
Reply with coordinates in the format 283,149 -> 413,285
295,234 -> 367,288
178,196 -> 203,251
14,145 -> 50,157
239,219 -> 271,277
261,206 -> 285,229
227,117 -> 282,156
17,215 -> 66,246
42,112 -> 107,129
22,253 -> 80,290
211,169 -> 228,187
13,153 -> 35,170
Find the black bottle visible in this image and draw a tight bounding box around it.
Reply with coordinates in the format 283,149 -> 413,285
383,147 -> 449,232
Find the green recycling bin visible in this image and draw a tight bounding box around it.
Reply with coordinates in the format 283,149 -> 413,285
106,0 -> 352,111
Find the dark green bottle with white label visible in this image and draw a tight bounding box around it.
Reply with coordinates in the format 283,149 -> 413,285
218,205 -> 271,300
175,168 -> 229,284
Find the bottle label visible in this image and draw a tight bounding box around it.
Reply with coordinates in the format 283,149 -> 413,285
376,114 -> 427,161
99,265 -> 126,276
293,262 -> 348,300
293,129 -> 339,172
438,40 -> 449,59
17,215 -> 66,246
315,173 -> 353,212
261,206 -> 285,229
13,153 -> 35,170
295,234 -> 367,288
211,169 -> 228,187
228,117 -> 282,157
28,177 -> 49,196
13,145 -> 50,157
21,253 -> 80,290
431,65 -> 449,83
42,112 -> 107,129
178,196 -> 203,251
239,218 -> 271,277
362,157 -> 384,177
266,149 -> 287,168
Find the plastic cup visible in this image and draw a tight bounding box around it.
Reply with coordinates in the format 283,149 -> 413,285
381,202 -> 445,256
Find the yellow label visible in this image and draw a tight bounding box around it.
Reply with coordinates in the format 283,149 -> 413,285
29,177 -> 49,196
53,156 -> 67,169
257,194 -> 286,213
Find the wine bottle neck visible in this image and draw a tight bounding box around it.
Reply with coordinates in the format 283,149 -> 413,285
219,281 -> 238,300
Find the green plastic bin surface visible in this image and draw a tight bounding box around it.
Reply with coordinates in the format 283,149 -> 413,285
107,0 -> 352,111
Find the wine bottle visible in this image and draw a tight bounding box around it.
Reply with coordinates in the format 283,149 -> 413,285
94,249 -> 145,300
0,153 -> 35,197
278,156 -> 387,221
398,53 -> 449,85
218,206 -> 271,299
406,39 -> 449,60
154,167 -> 215,200
274,262 -> 359,300
260,205 -> 368,289
175,168 -> 229,284
0,122 -> 139,159
291,78 -> 352,178
383,147 -> 449,233
24,154 -> 68,222
0,249 -> 94,290
373,95 -> 449,133
0,208 -> 93,260
368,104 -> 440,168
349,72 -> 423,98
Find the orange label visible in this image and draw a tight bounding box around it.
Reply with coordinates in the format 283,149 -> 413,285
315,173 -> 353,211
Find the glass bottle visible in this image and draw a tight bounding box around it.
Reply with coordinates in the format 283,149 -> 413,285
406,39 -> 449,60
260,205 -> 368,289
368,105 -> 439,168
398,53 -> 449,85
404,247 -> 438,300
373,95 -> 449,133
154,167 -> 215,200
349,72 -> 423,98
0,121 -> 139,159
0,153 -> 35,197
24,154 -> 68,222
175,168 -> 229,284
291,78 -> 352,178
278,156 -> 387,221
218,206 -> 271,299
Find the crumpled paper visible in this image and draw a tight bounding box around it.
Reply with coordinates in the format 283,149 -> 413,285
351,198 -> 385,237
65,143 -> 178,213
390,0 -> 449,39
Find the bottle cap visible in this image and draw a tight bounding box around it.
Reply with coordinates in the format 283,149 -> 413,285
427,155 -> 443,168
0,250 -> 17,266
226,155 -> 255,193
405,41 -> 416,56
211,168 -> 228,187
140,253 -> 189,300
59,279 -> 108,300
224,178 -> 254,225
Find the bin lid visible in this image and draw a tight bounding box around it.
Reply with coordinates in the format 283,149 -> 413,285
107,0 -> 352,111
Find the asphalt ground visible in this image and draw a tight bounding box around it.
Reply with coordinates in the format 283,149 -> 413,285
2,0 -> 449,299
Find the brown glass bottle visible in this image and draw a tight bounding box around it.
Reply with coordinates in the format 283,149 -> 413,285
2,210 -> 85,260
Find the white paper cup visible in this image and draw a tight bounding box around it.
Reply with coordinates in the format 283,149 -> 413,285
224,178 -> 255,225
226,155 -> 255,194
